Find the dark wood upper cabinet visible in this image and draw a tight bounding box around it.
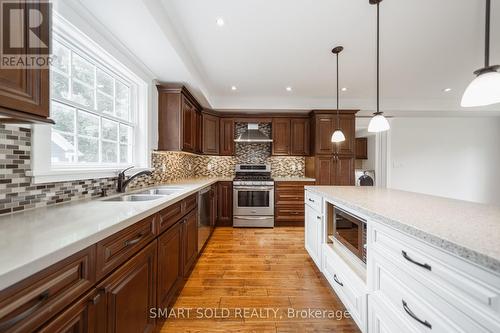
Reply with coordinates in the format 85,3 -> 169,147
195,110 -> 202,154
311,111 -> 357,156
202,112 -> 220,155
272,118 -> 291,155
0,0 -> 51,123
157,85 -> 201,152
314,115 -> 335,155
355,137 -> 368,159
334,114 -> 355,155
219,118 -> 235,156
217,181 -> 233,226
157,222 -> 183,309
182,209 -> 198,277
96,240 -> 157,333
290,118 -> 310,156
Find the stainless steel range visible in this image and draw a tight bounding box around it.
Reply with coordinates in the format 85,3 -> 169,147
233,164 -> 274,228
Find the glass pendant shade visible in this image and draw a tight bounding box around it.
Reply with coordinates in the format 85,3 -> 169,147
461,70 -> 500,107
368,114 -> 390,133
331,129 -> 346,143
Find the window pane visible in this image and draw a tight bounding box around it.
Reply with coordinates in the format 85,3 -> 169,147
72,54 -> 94,86
72,81 -> 94,108
51,71 -> 69,100
51,132 -> 76,163
77,111 -> 99,137
97,92 -> 113,114
120,144 -> 132,164
119,124 -> 132,144
115,81 -> 130,120
97,69 -> 113,96
102,141 -> 117,163
52,41 -> 70,74
51,102 -> 74,133
78,137 -> 98,162
102,119 -> 118,141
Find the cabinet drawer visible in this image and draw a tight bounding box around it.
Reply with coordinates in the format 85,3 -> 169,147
275,206 -> 304,221
275,190 -> 304,206
96,215 -> 157,280
371,251 -> 489,332
305,190 -> 322,213
182,194 -> 197,214
158,201 -> 183,233
370,221 -> 500,317
0,246 -> 96,333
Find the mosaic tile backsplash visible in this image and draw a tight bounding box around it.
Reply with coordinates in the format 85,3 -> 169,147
0,122 -> 305,216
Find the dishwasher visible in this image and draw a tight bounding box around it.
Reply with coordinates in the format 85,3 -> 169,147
198,186 -> 213,252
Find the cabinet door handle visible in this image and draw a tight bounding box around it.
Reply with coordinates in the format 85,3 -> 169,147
316,216 -> 321,220
0,290 -> 49,330
333,274 -> 344,287
402,251 -> 432,271
402,300 -> 432,329
124,232 -> 146,247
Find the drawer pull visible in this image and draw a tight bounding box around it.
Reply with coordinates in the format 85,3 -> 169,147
402,300 -> 432,329
333,274 -> 344,287
124,232 -> 145,247
308,198 -> 315,203
0,291 -> 49,330
402,251 -> 432,271
316,216 -> 321,220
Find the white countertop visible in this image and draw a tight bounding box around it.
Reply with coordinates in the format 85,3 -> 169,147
274,177 -> 316,182
305,186 -> 500,273
0,178 -> 230,291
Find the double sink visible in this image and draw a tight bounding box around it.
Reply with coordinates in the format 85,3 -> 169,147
103,186 -> 186,202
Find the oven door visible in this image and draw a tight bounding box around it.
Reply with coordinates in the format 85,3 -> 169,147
233,186 -> 274,216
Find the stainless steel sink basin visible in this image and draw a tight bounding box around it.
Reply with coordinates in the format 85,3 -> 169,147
137,187 -> 185,196
103,195 -> 164,202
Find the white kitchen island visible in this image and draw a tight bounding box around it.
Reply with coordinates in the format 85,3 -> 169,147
304,186 -> 500,333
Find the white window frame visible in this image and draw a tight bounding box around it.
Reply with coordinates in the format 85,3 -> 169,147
31,12 -> 150,184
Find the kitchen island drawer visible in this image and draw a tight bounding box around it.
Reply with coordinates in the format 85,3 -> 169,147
96,214 -> 157,280
0,246 -> 96,333
305,190 -> 322,212
370,221 -> 500,318
371,250 -> 492,332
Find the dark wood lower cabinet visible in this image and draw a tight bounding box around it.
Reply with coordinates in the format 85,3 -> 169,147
95,240 -> 157,333
157,222 -> 183,309
275,181 -> 314,226
217,181 -> 233,226
307,156 -> 354,186
182,210 -> 198,277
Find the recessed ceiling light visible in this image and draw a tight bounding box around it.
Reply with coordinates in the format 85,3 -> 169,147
443,88 -> 452,92
216,18 -> 225,26
286,87 -> 293,92
231,86 -> 237,91
341,87 -> 348,92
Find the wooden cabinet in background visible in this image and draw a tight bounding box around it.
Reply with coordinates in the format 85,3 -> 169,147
182,209 -> 198,276
196,110 -> 202,154
0,0 -> 52,123
335,114 -> 355,156
202,113 -> 220,155
290,118 -> 310,156
96,240 -> 157,333
356,137 -> 368,159
272,118 -> 291,155
307,156 -> 355,186
217,181 -> 233,226
157,85 -> 202,153
275,181 -> 314,226
313,114 -> 335,155
311,111 -> 356,156
219,118 -> 235,156
157,222 -> 183,309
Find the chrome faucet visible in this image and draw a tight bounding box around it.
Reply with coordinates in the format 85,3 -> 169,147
117,166 -> 153,193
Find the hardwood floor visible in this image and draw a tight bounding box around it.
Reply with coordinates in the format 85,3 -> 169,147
160,227 -> 360,333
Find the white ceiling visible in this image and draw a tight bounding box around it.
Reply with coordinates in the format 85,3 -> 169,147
78,0 -> 500,115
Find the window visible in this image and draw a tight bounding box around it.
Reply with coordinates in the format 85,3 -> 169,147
50,38 -> 134,167
31,12 -> 150,183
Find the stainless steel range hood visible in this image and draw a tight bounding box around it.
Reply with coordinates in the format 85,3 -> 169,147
234,123 -> 273,143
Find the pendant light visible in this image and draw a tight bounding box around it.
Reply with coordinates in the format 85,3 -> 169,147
461,0 -> 500,107
331,46 -> 346,143
368,0 -> 390,133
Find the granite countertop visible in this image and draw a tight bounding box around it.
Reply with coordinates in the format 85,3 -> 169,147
305,186 -> 500,273
274,177 -> 316,182
0,178 -> 231,291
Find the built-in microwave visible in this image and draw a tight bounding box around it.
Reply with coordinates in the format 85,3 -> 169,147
333,207 -> 367,264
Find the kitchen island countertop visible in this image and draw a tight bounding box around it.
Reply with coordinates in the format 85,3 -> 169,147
305,186 -> 500,273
